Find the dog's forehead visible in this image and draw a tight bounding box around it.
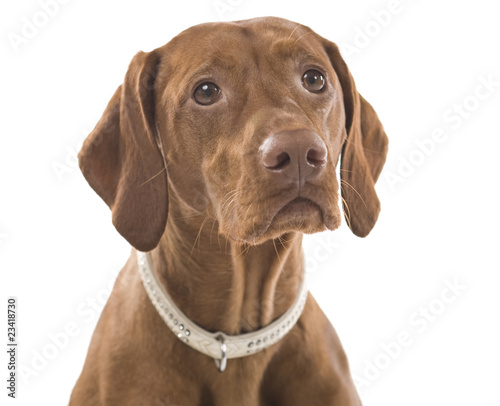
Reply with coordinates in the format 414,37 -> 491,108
165,17 -> 325,70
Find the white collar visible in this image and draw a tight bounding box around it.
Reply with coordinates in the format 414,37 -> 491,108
137,251 -> 308,372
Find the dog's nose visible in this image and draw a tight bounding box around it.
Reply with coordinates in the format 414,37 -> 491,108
260,129 -> 327,186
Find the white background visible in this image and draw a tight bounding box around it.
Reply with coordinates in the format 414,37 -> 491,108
1,0 -> 499,405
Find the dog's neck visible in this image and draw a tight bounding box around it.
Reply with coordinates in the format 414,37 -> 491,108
150,196 -> 304,335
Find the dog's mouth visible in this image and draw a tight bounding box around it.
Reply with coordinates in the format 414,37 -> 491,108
272,197 -> 321,225
224,192 -> 341,245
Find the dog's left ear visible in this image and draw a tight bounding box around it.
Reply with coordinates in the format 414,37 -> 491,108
78,50 -> 169,251
322,41 -> 389,237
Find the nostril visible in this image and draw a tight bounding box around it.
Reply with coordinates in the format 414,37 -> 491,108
306,148 -> 327,167
265,152 -> 290,170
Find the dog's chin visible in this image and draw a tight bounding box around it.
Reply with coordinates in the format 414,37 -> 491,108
224,197 -> 341,245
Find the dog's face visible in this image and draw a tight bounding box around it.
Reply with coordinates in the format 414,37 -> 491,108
79,17 -> 388,251
159,18 -> 346,244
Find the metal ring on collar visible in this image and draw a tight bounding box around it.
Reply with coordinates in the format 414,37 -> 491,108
213,334 -> 227,372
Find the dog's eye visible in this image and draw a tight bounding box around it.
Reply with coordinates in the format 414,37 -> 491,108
302,70 -> 326,93
193,82 -> 221,105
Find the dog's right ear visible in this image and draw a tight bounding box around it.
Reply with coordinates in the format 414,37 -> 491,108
78,51 -> 169,252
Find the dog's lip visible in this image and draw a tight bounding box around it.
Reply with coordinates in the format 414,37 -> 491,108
226,198 -> 314,243
227,196 -> 321,243
272,197 -> 320,221
225,187 -> 340,244
251,195 -> 335,240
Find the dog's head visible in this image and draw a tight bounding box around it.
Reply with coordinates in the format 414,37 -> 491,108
79,17 -> 388,251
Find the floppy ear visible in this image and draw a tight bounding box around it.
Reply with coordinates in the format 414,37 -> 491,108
323,41 -> 389,237
78,50 -> 168,251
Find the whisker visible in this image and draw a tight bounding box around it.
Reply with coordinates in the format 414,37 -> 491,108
210,217 -> 217,245
272,239 -> 281,263
341,179 -> 367,209
138,167 -> 166,187
188,216 -> 209,262
288,23 -> 302,40
294,31 -> 312,45
341,195 -> 352,228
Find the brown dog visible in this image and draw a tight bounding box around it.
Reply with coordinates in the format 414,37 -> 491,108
70,17 -> 388,406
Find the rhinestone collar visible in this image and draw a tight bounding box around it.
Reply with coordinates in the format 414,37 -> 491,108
137,251 -> 308,372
